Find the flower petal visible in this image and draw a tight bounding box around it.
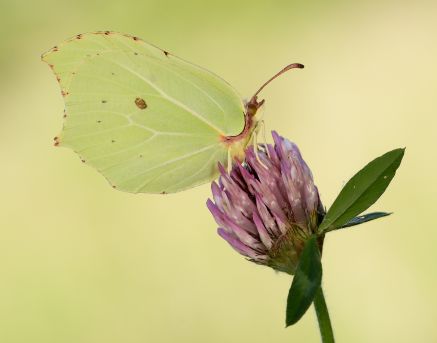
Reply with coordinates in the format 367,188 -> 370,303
217,228 -> 259,259
253,211 -> 273,249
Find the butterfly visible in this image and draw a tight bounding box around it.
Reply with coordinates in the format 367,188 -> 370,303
42,31 -> 303,194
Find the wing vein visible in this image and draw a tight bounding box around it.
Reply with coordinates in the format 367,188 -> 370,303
79,134 -> 157,157
102,56 -> 224,135
114,37 -> 227,116
120,143 -> 219,187
168,149 -> 221,190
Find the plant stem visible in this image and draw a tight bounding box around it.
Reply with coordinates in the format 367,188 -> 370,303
313,286 -> 335,343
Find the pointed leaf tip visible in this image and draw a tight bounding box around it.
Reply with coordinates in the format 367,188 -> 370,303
331,211 -> 392,231
318,148 -> 404,233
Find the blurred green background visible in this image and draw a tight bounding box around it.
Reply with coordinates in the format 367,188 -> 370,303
1,0 -> 436,342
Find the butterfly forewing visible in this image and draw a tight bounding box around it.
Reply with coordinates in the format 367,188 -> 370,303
42,32 -> 245,193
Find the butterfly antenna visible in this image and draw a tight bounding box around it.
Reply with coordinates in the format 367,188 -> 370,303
253,63 -> 305,99
246,63 -> 304,117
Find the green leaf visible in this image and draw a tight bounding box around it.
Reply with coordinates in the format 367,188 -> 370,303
334,211 -> 391,231
318,148 -> 404,233
286,237 -> 322,327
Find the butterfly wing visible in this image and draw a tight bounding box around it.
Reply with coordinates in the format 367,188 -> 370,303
42,32 -> 246,193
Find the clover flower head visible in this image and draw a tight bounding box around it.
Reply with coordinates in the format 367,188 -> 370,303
207,131 -> 324,274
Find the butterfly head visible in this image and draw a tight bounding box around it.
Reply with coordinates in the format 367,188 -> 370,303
221,63 -> 304,162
